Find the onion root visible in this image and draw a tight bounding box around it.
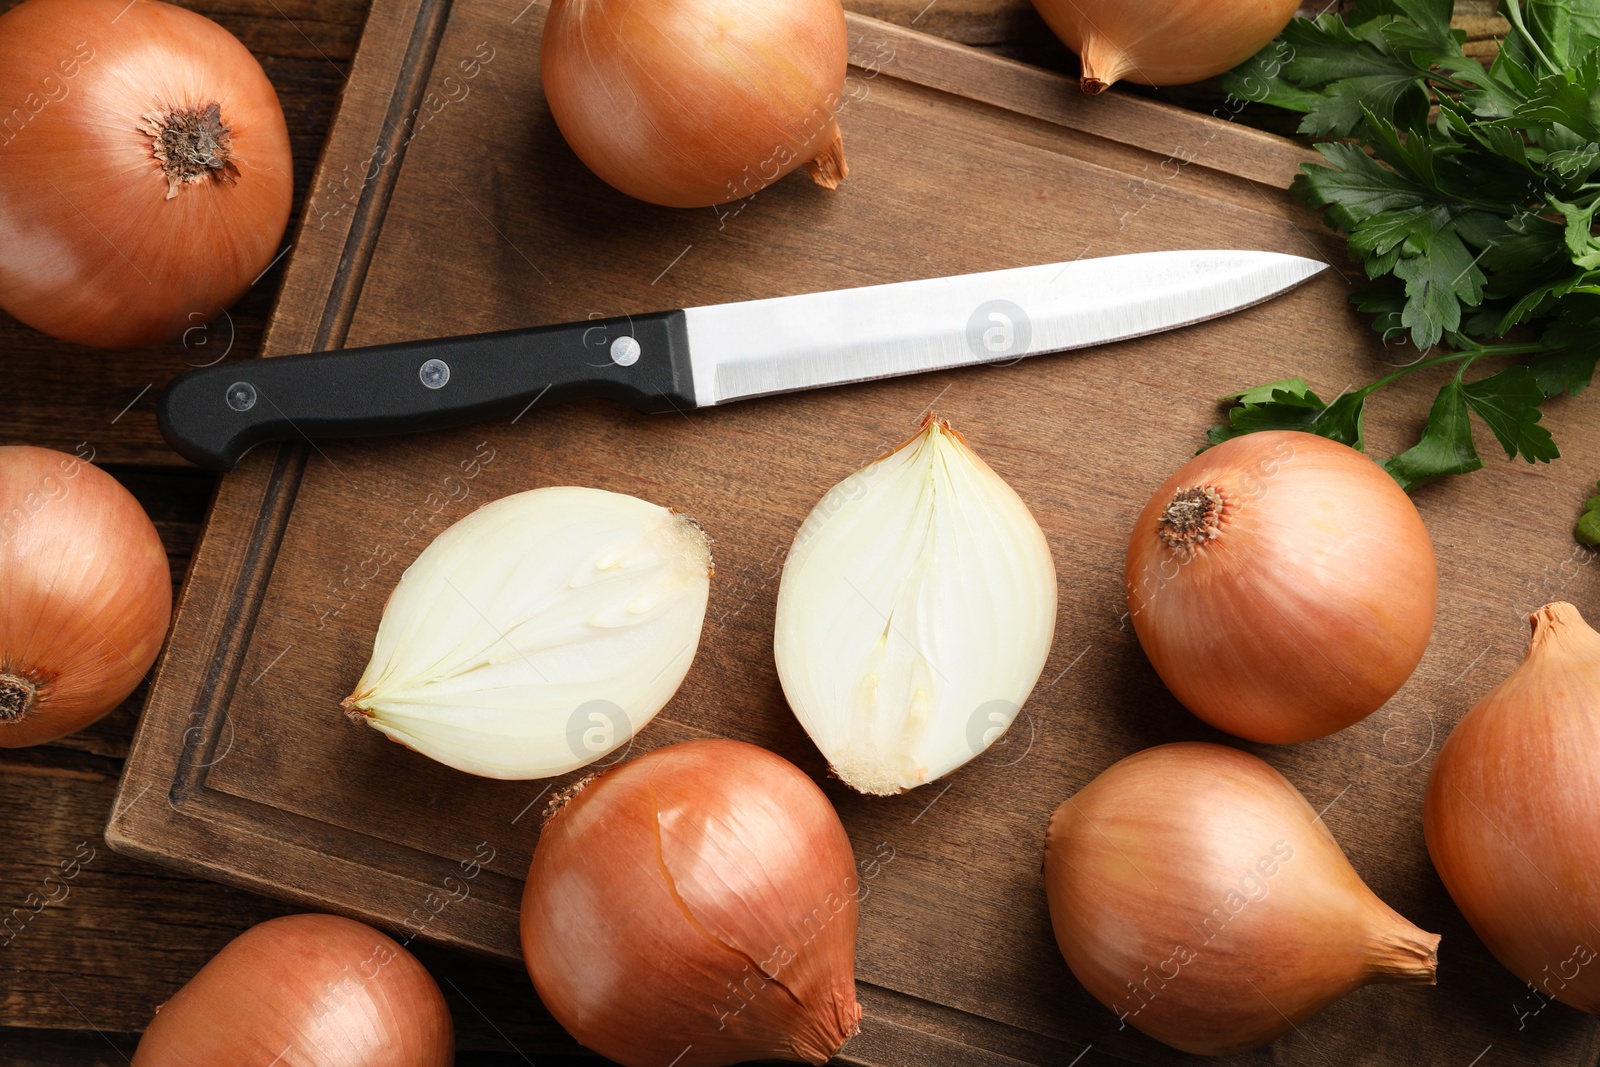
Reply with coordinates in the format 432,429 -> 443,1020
1157,486 -> 1224,550
0,673 -> 38,722
140,103 -> 240,200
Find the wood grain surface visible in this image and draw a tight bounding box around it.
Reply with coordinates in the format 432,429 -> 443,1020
96,2 -> 1600,1066
0,0 -> 1578,1062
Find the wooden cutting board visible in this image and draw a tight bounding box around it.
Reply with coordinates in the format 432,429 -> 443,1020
107,0 -> 1600,1063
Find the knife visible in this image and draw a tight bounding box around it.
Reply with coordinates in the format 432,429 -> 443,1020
159,249 -> 1327,471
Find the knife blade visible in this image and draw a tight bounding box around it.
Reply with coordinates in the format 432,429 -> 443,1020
158,249 -> 1326,471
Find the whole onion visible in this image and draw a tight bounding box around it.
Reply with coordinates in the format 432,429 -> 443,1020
1125,430 -> 1437,743
541,0 -> 850,208
1,445 -> 172,747
1046,742 -> 1439,1055
1425,602 -> 1600,1013
0,0 -> 293,348
1032,0 -> 1302,94
521,738 -> 861,1066
131,913 -> 454,1065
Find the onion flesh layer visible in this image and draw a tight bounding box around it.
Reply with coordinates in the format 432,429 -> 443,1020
344,486 -> 712,780
774,417 -> 1057,794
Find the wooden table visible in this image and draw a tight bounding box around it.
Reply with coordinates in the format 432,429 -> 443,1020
0,0 -> 1506,1062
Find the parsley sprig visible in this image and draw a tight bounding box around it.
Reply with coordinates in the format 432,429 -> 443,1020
1578,481 -> 1600,543
1212,0 -> 1600,491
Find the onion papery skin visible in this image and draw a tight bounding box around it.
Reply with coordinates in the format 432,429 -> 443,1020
1125,430 -> 1437,744
521,739 -> 862,1067
1,446 -> 172,747
1031,0 -> 1301,93
0,0 -> 292,348
541,0 -> 850,208
1045,742 -> 1439,1056
1425,602 -> 1600,1013
131,914 -> 454,1066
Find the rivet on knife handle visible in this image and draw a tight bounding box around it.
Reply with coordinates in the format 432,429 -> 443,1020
156,311 -> 698,470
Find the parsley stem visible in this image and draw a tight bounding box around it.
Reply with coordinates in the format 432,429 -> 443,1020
1450,340 -> 1550,358
1360,340 -> 1550,396
1424,72 -> 1477,93
1452,353 -> 1484,384
1361,351 -> 1475,395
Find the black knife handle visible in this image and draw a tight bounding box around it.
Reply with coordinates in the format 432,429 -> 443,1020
157,311 -> 696,470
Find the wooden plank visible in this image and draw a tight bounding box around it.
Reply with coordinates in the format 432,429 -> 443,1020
105,2 -> 1600,1064
841,18 -> 1319,189
0,1033 -> 598,1067
848,0 -> 1053,44
851,0 -> 1501,40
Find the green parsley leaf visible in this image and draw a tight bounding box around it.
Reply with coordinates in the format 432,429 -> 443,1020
1534,298 -> 1600,393
1220,42 -> 1327,111
1516,54 -> 1600,141
1220,378 -> 1313,404
1209,381 -> 1368,449
1577,481 -> 1600,544
1382,382 -> 1484,491
1513,0 -> 1600,70
1216,0 -> 1600,524
1383,0 -> 1462,56
1393,228 -> 1483,347
1298,142 -> 1429,233
1461,366 -> 1560,462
